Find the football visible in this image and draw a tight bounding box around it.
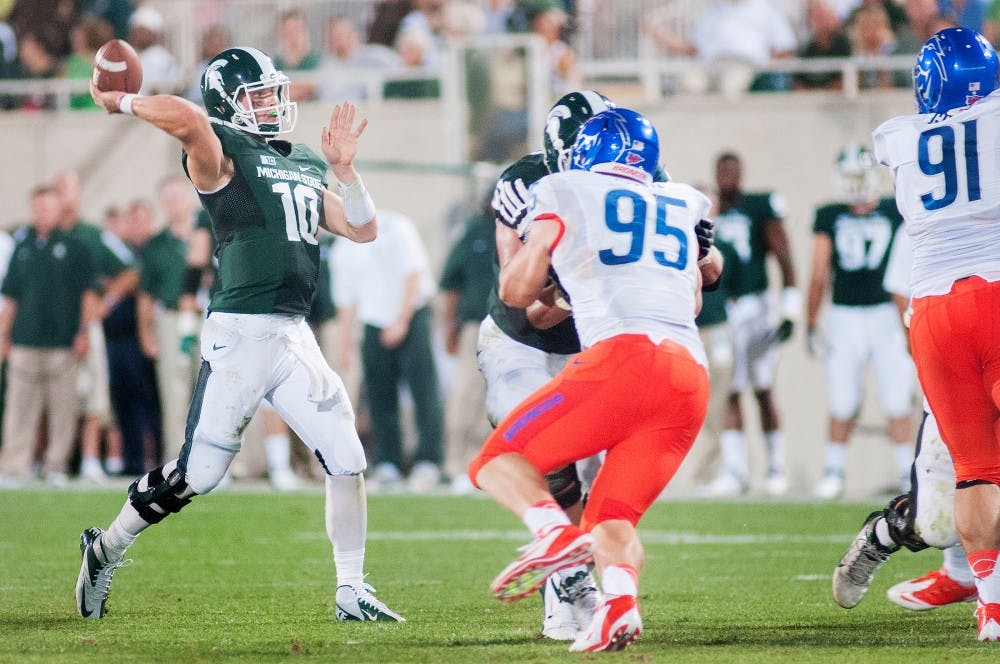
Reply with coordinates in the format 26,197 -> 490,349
92,39 -> 143,94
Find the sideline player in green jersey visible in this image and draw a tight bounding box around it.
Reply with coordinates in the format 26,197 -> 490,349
703,151 -> 799,498
806,144 -> 913,499
77,46 -> 403,623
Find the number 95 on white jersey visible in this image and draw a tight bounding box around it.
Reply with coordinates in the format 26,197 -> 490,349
873,91 -> 1000,297
529,170 -> 710,354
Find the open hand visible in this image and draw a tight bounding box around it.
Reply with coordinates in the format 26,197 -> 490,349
321,102 -> 368,168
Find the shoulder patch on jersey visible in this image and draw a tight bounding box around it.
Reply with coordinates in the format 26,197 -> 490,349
492,153 -> 548,232
768,192 -> 788,219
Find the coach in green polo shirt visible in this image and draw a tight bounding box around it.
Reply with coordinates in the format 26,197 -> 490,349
0,185 -> 98,485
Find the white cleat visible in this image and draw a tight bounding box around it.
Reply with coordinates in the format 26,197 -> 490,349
814,471 -> 845,500
832,511 -> 897,608
764,469 -> 789,497
541,565 -> 600,640
75,527 -> 128,619
269,467 -> 302,492
335,582 -> 405,622
700,469 -> 748,498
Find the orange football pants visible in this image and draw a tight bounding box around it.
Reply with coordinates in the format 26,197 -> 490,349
910,277 -> 1000,485
468,334 -> 709,530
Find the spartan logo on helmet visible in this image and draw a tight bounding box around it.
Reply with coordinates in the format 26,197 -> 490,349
199,46 -> 298,136
834,143 -> 880,205
543,90 -> 614,173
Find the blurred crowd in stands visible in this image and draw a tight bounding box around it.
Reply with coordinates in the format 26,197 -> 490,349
4,1 -> 1000,112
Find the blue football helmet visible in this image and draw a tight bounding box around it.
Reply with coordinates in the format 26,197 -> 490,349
914,27 -> 999,114
570,109 -> 659,183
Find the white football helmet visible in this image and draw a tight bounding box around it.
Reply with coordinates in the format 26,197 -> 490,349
834,143 -> 880,205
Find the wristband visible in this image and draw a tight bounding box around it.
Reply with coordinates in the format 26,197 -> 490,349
339,177 -> 376,226
781,287 -> 802,322
117,93 -> 138,115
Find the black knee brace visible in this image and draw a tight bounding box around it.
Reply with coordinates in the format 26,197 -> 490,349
545,464 -> 582,510
883,493 -> 928,553
128,465 -> 194,525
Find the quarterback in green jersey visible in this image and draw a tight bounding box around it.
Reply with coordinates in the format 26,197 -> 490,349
806,144 -> 914,500
78,46 -> 402,623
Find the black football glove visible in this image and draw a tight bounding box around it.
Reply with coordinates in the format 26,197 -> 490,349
695,218 -> 715,260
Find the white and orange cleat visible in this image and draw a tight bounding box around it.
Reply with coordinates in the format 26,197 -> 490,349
977,602 -> 1000,642
490,524 -> 593,602
569,594 -> 642,652
887,568 -> 976,610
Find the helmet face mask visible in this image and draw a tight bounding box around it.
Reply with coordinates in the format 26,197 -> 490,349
570,108 -> 659,183
543,90 -> 614,173
201,47 -> 298,136
913,27 -> 999,115
834,143 -> 880,205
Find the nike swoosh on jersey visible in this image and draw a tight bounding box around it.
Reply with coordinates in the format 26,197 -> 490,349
212,343 -> 227,351
299,165 -> 313,172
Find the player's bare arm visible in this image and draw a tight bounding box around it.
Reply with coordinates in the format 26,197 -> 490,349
765,218 -> 797,288
320,102 -> 377,243
496,218 -> 571,328
498,218 -> 560,308
699,246 -> 724,288
89,82 -> 231,193
806,234 -> 833,334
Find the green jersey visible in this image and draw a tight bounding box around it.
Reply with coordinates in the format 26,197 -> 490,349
1,228 -> 96,348
714,191 -> 786,298
812,198 -> 902,306
139,228 -> 188,310
185,124 -> 328,316
439,212 -> 496,324
67,221 -> 131,279
488,152 -> 580,355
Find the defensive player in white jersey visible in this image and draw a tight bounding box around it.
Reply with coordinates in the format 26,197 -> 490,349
872,27 -> 1000,641
468,108 -> 723,652
833,224 -> 975,612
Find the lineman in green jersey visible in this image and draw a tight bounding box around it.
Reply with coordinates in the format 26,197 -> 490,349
806,144 -> 914,500
704,151 -> 799,498
78,46 -> 403,623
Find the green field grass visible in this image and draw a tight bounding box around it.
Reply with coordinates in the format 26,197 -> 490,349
0,487 -> 995,662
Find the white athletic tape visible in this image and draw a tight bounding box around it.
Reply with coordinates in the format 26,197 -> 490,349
97,58 -> 128,72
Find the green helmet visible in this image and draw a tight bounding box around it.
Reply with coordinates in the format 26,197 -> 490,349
543,90 -> 614,173
834,143 -> 880,205
200,47 -> 297,136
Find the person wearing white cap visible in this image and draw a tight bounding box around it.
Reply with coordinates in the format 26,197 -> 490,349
127,4 -> 181,95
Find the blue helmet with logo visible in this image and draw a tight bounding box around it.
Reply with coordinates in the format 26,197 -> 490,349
570,109 -> 659,183
914,27 -> 999,114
